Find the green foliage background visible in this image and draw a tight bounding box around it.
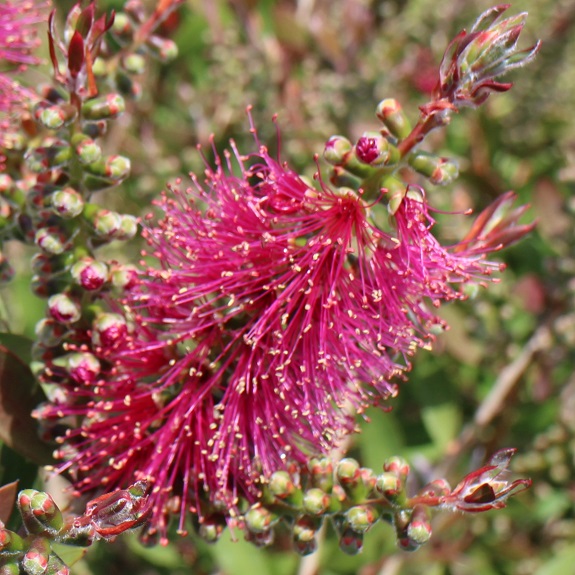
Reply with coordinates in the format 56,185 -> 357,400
3,0 -> 575,574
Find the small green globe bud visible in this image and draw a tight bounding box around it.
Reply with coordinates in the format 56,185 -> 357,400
303,488 -> 330,516
268,470 -> 296,499
146,36 -> 178,62
308,457 -> 334,493
345,504 -> 379,533
292,516 -> 318,555
50,188 -> 84,219
115,214 -> 138,240
375,98 -> 412,140
35,104 -> 77,130
375,472 -> 402,500
244,506 -> 279,534
34,227 -> 67,255
122,54 -> 146,75
18,490 -> 64,537
82,94 -> 126,120
84,155 -> 131,181
324,135 -> 352,165
0,559 -> 22,575
338,526 -> 364,555
383,456 -> 410,483
21,537 -> 51,575
72,135 -> 102,166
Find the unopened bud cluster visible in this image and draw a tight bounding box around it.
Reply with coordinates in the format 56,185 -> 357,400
0,482 -> 149,575
0,1 -> 178,418
324,98 -> 459,205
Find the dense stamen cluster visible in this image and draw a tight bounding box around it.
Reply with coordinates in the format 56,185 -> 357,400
40,132 -> 518,541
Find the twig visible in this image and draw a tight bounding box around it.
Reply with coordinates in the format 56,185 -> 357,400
437,324 -> 552,476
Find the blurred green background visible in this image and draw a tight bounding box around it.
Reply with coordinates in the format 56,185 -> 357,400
3,0 -> 575,574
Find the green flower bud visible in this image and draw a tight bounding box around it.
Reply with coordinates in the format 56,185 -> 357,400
303,488 -> 330,515
338,526 -> 364,555
83,156 -> 131,181
122,54 -> 146,75
345,504 -> 379,533
21,537 -> 51,575
18,490 -> 64,537
324,135 -> 352,165
292,516 -> 318,555
25,143 -> 71,173
35,104 -> 77,130
336,458 -> 366,502
146,35 -> 178,62
46,553 -> 70,575
0,526 -> 26,557
244,506 -> 279,534
0,560 -> 21,575
383,456 -> 410,483
376,98 -> 412,140
308,457 -> 334,493
82,94 -> 126,121
34,228 -> 67,255
50,188 -> 84,219
408,151 -> 459,185
71,134 -> 102,166
406,505 -> 432,545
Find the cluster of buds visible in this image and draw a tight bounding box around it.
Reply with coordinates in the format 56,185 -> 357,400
0,482 -> 149,575
0,1 -> 180,437
212,449 -> 529,556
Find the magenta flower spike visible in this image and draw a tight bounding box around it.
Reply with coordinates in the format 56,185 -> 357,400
40,114 -> 533,541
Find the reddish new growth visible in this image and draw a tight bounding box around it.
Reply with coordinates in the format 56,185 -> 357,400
40,118 -> 531,541
0,1 -> 47,144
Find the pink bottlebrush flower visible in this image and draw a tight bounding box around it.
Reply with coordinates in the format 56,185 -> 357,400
0,1 -> 47,144
42,122 -> 530,541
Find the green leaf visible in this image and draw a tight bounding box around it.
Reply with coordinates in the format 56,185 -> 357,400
0,480 -> 18,524
0,333 -> 54,465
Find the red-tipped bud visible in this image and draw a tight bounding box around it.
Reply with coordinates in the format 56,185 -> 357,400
375,98 -> 412,140
50,188 -> 84,219
345,504 -> 379,533
244,506 -> 279,534
71,257 -> 109,290
92,313 -> 128,348
47,293 -> 81,323
35,228 -> 68,255
82,94 -> 126,121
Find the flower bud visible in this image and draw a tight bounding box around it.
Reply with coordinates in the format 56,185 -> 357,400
46,553 -> 70,575
383,456 -> 410,483
376,99 -> 411,140
336,458 -> 366,502
338,526 -> 363,555
408,152 -> 459,185
146,35 -> 178,62
18,490 -> 64,537
406,505 -> 432,545
82,94 -> 126,120
292,516 -> 318,556
71,257 -> 109,291
268,470 -> 297,500
244,506 -> 279,534
0,526 -> 25,556
50,188 -> 84,219
122,54 -> 146,75
355,132 -> 398,167
308,458 -> 334,492
35,104 -> 77,130
345,504 -> 379,533
60,352 -> 101,385
71,134 -> 102,166
197,515 -> 225,543
35,228 -> 68,255
324,135 -> 352,165
375,472 -> 403,503
83,156 -> 131,182
115,214 -> 138,240
83,206 -> 122,238
25,143 -> 71,173
111,12 -> 133,36
0,559 -> 21,575
302,488 -> 330,516
92,313 -> 128,348
48,293 -> 81,323
21,537 -> 51,575
110,264 -> 138,291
